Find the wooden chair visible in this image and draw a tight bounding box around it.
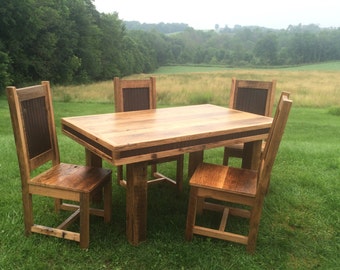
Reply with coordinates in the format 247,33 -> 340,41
223,78 -> 276,166
113,77 -> 184,191
185,92 -> 292,253
6,81 -> 112,249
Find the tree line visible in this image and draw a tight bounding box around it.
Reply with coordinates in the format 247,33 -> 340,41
1,0 -> 340,93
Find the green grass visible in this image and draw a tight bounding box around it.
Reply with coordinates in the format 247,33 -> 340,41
1,79 -> 340,268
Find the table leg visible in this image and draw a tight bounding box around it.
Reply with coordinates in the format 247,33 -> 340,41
242,140 -> 262,169
85,149 -> 103,202
188,150 -> 204,178
126,161 -> 148,245
85,148 -> 102,167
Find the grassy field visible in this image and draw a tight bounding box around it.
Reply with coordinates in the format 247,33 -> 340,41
1,64 -> 339,269
52,62 -> 340,108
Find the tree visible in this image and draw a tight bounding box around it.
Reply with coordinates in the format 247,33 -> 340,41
254,33 -> 278,65
289,32 -> 319,64
98,12 -> 126,79
0,46 -> 11,93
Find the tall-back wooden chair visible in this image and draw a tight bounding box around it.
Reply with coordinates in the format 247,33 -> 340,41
113,77 -> 184,191
185,92 -> 292,253
223,78 -> 276,165
6,81 -> 112,248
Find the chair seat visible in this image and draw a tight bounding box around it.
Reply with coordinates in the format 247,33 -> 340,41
190,163 -> 257,197
30,163 -> 111,193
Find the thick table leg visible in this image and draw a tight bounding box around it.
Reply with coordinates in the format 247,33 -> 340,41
242,140 -> 262,169
126,162 -> 148,245
85,149 -> 103,202
85,148 -> 102,167
188,150 -> 204,178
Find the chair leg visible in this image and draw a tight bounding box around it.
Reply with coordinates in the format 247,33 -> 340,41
176,155 -> 184,193
151,164 -> 157,178
103,178 -> 112,223
54,199 -> 62,213
246,198 -> 265,253
79,193 -> 90,249
222,147 -> 230,165
116,165 -> 124,185
196,197 -> 205,215
185,187 -> 198,241
22,192 -> 33,236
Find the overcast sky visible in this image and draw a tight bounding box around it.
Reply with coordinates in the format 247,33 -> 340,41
93,0 -> 339,30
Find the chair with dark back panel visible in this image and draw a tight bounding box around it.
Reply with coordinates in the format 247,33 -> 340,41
6,81 -> 112,249
223,78 -> 276,166
185,92 -> 292,253
113,77 -> 184,192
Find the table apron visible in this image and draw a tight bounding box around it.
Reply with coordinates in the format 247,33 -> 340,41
63,125 -> 269,166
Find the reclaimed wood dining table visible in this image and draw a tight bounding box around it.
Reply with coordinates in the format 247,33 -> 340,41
61,104 -> 273,245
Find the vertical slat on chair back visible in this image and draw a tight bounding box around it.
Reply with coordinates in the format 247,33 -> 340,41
114,77 -> 156,112
122,87 -> 151,111
258,92 -> 292,193
230,78 -> 276,117
7,81 -> 59,176
235,87 -> 268,115
21,95 -> 52,159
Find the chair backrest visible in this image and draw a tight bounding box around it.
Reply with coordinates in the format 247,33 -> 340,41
6,81 -> 60,184
229,78 -> 276,116
113,77 -> 156,112
257,92 -> 292,194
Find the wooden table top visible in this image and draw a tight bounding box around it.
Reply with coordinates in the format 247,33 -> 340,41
61,104 -> 272,165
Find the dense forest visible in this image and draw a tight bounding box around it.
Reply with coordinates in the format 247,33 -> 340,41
1,0 -> 340,93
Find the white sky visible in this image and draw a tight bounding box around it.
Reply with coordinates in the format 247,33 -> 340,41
93,0 -> 339,30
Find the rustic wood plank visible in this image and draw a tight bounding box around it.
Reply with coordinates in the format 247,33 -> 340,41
62,104 -> 272,166
126,161 -> 148,245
